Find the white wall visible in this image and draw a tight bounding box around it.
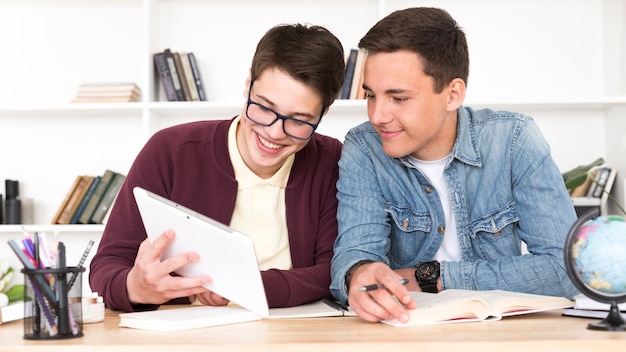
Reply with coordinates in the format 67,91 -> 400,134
0,0 -> 624,223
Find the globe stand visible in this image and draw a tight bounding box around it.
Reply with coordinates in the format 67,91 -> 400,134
588,301 -> 626,331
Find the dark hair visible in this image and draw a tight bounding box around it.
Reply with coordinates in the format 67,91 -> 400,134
251,24 -> 345,112
358,7 -> 469,93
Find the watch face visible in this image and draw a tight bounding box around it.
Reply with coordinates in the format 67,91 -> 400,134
418,264 -> 435,279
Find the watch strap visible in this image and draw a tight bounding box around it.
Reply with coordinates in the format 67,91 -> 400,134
419,281 -> 438,293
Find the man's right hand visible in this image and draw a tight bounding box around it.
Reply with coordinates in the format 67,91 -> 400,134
126,229 -> 213,305
346,262 -> 416,323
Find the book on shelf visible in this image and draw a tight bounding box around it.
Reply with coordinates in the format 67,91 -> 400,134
89,172 -> 126,224
187,52 -> 207,101
54,175 -> 95,225
72,82 -> 141,103
179,52 -> 199,101
154,51 -> 178,101
595,166 -> 617,199
75,82 -> 140,92
172,52 -> 192,101
50,175 -> 83,224
77,169 -> 117,224
69,175 -> 101,224
585,166 -> 616,198
164,48 -> 185,101
382,289 -> 573,327
72,96 -> 140,103
562,293 -> 625,319
349,49 -> 366,100
586,167 -> 605,198
339,48 -> 359,99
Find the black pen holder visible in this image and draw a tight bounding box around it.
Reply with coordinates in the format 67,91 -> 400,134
21,267 -> 85,339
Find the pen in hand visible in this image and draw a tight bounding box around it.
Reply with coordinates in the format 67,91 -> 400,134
358,278 -> 409,292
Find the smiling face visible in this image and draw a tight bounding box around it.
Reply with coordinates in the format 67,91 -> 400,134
362,50 -> 464,161
237,67 -> 324,179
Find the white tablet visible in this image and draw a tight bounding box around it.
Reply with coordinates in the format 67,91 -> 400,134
132,186 -> 269,317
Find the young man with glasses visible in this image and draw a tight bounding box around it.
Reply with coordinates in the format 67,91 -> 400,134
89,23 -> 345,312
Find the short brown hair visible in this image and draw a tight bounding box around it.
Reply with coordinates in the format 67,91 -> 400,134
251,24 -> 345,112
359,7 -> 469,93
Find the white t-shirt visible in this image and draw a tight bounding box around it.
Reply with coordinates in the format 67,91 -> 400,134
407,155 -> 461,262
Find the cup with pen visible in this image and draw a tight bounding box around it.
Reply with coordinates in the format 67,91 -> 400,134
9,235 -> 91,340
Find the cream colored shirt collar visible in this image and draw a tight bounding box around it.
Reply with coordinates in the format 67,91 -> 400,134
227,116 -> 293,270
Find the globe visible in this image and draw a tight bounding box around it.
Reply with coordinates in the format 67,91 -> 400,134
565,208 -> 626,331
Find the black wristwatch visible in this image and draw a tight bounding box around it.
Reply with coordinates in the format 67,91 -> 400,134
415,261 -> 440,293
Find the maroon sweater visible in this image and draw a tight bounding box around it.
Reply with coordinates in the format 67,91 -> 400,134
89,118 -> 342,312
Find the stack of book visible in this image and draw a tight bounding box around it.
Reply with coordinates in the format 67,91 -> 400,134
562,294 -> 625,319
153,49 -> 206,102
338,48 -> 366,100
72,82 -> 141,103
51,170 -> 126,225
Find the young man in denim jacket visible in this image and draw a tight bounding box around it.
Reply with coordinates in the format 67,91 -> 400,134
330,7 -> 578,323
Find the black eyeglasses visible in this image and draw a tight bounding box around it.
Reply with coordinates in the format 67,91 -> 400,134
245,81 -> 323,140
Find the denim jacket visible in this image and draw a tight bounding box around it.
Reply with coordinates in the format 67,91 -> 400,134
330,106 -> 579,304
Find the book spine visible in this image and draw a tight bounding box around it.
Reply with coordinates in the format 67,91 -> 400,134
187,52 -> 207,101
89,173 -> 126,224
57,176 -> 93,225
153,52 -> 178,101
180,52 -> 199,101
173,52 -> 191,101
70,176 -> 100,224
78,169 -> 115,224
164,49 -> 185,101
592,168 -> 610,198
51,176 -> 83,224
601,168 -> 617,201
340,49 -> 358,99
350,49 -> 366,99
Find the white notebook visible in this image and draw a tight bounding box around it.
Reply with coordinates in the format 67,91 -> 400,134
132,187 -> 269,320
119,305 -> 261,331
119,299 -> 358,331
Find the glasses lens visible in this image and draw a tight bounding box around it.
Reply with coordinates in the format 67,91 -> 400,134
283,118 -> 315,139
247,103 -> 276,125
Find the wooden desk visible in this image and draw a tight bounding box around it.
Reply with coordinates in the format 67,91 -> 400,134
0,308 -> 624,351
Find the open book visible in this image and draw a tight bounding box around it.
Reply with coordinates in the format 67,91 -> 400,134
383,289 -> 573,327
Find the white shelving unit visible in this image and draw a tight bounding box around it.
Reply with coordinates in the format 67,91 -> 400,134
0,1 -> 624,237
